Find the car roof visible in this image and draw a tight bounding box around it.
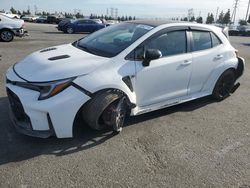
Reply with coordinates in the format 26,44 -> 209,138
125,20 -> 183,27
126,20 -> 223,33
126,20 -> 220,29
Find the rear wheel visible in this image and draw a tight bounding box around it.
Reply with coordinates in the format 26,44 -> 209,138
0,30 -> 14,42
82,90 -> 128,133
212,69 -> 235,101
66,27 -> 74,34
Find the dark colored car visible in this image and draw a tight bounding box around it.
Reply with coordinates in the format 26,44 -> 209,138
57,19 -> 105,34
36,16 -> 47,23
47,15 -> 65,24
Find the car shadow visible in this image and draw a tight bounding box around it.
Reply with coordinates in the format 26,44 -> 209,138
0,95 -> 214,165
43,31 -> 68,34
242,43 -> 250,47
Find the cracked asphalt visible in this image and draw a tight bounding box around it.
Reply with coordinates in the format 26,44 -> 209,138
0,23 -> 250,188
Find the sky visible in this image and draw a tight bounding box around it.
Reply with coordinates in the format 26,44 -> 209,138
1,0 -> 249,20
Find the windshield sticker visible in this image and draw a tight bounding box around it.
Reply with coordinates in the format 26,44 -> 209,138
136,24 -> 154,30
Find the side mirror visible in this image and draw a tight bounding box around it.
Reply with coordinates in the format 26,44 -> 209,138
142,49 -> 162,67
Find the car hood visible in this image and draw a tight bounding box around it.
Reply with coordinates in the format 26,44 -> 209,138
14,44 -> 110,82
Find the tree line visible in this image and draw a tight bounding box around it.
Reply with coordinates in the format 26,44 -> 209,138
177,9 -> 250,25
7,7 -> 136,20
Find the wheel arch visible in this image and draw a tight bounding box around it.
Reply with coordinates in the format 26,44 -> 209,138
201,58 -> 238,94
72,87 -> 135,137
0,28 -> 14,33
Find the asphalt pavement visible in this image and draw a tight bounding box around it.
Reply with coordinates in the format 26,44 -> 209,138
0,23 -> 250,188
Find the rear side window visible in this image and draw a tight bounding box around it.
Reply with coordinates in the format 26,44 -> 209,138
192,31 -> 212,51
145,31 -> 187,57
211,32 -> 222,47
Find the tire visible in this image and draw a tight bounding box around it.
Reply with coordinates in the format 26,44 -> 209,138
66,27 -> 74,34
212,69 -> 235,101
82,90 -> 128,132
0,30 -> 14,42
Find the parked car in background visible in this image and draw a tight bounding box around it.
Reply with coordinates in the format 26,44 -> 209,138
47,14 -> 65,24
105,20 -> 119,26
0,11 -> 20,19
228,25 -> 250,36
57,19 -> 105,34
21,15 -> 38,22
6,21 -> 244,138
238,25 -> 250,36
92,19 -> 103,24
0,14 -> 27,42
36,16 -> 48,23
228,25 -> 239,36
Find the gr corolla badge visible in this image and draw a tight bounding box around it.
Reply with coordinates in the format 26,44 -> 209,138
6,20 -> 245,138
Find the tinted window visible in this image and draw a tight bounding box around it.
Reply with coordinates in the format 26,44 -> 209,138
77,20 -> 88,24
211,32 -> 222,47
145,31 -> 187,57
192,31 -> 212,51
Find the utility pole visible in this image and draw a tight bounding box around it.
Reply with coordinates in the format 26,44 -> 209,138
188,9 -> 194,21
34,5 -> 38,15
232,0 -> 240,24
245,0 -> 250,21
111,7 -> 114,18
115,8 -> 118,19
106,8 -> 109,17
215,7 -> 219,22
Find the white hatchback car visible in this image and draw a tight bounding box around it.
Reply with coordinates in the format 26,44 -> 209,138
6,21 -> 245,138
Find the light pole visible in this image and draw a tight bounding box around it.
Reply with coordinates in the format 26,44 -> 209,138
246,0 -> 250,21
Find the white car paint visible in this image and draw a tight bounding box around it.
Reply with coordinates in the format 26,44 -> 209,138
0,11 -> 20,19
6,21 -> 245,138
0,14 -> 24,30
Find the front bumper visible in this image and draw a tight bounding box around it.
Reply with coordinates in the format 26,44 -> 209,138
12,28 -> 29,37
7,88 -> 54,138
6,68 -> 91,138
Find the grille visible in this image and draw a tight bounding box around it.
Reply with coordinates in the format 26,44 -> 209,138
7,88 -> 32,129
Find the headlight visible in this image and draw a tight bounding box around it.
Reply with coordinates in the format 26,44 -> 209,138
12,77 -> 76,100
37,77 -> 76,100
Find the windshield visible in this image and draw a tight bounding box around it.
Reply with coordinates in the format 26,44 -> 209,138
74,22 -> 154,57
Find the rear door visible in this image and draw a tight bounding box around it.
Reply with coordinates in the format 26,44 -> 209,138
188,29 -> 224,94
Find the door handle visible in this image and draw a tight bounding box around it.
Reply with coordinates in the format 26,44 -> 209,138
181,60 -> 192,66
214,54 -> 223,61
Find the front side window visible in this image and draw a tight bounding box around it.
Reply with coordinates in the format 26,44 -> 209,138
192,31 -> 212,51
145,31 -> 187,57
75,23 -> 154,57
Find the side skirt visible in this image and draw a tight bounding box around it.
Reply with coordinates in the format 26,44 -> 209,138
131,91 -> 211,116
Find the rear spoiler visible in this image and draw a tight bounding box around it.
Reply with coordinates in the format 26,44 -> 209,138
222,27 -> 229,38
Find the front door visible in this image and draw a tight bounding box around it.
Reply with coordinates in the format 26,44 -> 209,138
134,30 -> 192,107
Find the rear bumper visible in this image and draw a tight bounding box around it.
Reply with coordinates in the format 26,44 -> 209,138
236,56 -> 245,79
